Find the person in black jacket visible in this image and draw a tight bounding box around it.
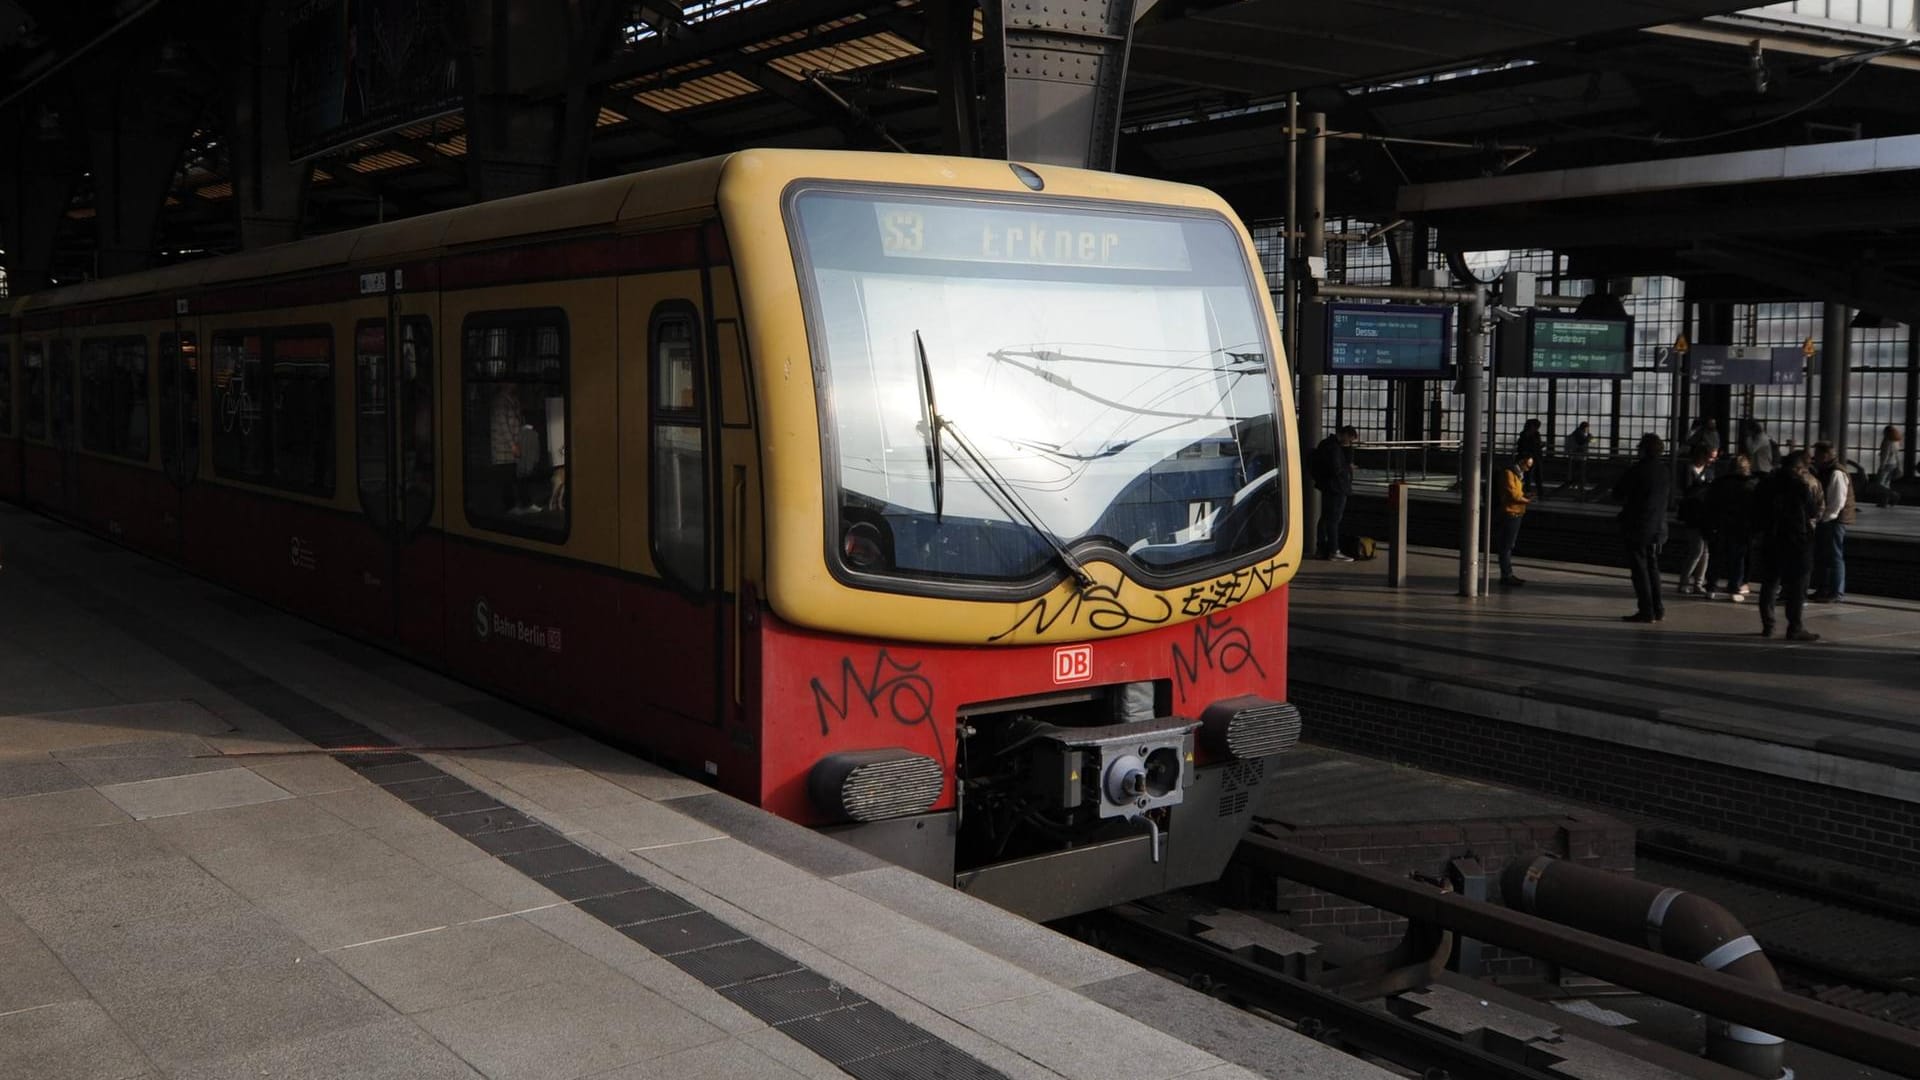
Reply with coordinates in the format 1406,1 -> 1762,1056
1754,452 -> 1822,641
1675,446 -> 1714,595
1612,433 -> 1671,623
1515,419 -> 1545,498
1705,454 -> 1758,601
1311,426 -> 1358,561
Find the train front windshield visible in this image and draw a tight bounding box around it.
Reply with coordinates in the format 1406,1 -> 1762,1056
790,188 -> 1285,587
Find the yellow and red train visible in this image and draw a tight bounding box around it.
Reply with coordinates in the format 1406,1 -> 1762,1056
0,150 -> 1301,919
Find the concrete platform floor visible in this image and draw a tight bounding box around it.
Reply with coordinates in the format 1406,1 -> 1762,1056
1292,545 -> 1920,771
0,503 -> 1388,1080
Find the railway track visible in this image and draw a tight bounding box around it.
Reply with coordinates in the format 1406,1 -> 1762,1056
1634,840 -> 1920,1030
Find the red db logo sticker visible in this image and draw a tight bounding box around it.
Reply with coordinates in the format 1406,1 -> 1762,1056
1053,645 -> 1093,684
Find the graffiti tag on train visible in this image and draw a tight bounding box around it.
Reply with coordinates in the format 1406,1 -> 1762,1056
1178,558 -> 1288,618
1170,613 -> 1265,704
808,650 -> 946,768
473,598 -> 565,653
988,575 -> 1174,642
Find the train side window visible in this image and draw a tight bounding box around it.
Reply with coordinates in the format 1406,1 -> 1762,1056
649,303 -> 706,586
158,333 -> 199,482
270,331 -> 334,496
212,332 -> 269,483
79,337 -> 149,460
355,320 -> 390,526
461,310 -> 567,540
49,341 -> 73,448
0,343 -> 10,436
22,342 -> 45,441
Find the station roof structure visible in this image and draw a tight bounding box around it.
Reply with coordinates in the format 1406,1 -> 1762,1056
5,0 -> 1920,310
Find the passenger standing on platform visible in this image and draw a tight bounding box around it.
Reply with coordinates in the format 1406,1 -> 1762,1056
1312,426 -> 1359,562
1562,421 -> 1592,495
1613,433 -> 1671,623
1754,452 -> 1821,641
1676,446 -> 1713,596
1811,441 -> 1853,603
1495,453 -> 1533,587
1874,425 -> 1902,506
1743,418 -> 1778,475
1707,454 -> 1757,601
1687,417 -> 1721,458
1515,419 -> 1545,498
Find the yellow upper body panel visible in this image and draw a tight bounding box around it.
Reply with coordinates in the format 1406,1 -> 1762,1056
715,150 -> 1302,646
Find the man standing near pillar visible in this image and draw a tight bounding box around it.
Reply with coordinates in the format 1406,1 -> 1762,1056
1811,441 -> 1853,603
1312,426 -> 1358,562
1613,434 -> 1670,623
1756,452 -> 1822,641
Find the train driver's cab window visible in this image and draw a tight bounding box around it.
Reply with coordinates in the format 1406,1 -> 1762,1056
22,342 -> 45,441
650,305 -> 705,585
461,310 -> 567,539
79,337 -> 151,461
0,343 -> 11,436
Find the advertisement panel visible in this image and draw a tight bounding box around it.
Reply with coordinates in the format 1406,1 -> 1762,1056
287,0 -> 463,161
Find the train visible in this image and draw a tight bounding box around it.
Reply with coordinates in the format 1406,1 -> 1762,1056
0,150 -> 1302,921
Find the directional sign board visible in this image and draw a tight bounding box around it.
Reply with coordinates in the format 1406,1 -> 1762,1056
1693,345 -> 1807,386
1323,303 -> 1452,377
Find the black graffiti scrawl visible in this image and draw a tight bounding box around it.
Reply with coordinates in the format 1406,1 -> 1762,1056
808,650 -> 946,769
1171,613 -> 1265,705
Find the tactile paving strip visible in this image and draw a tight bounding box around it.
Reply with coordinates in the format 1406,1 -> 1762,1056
33,562 -> 1014,1079
335,747 -> 1011,1078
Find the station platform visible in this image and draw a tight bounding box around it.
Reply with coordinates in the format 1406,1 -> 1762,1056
1342,478 -> 1920,600
0,504 -> 1387,1080
1287,545 -> 1920,887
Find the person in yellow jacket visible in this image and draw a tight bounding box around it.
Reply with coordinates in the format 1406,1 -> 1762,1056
1495,452 -> 1535,586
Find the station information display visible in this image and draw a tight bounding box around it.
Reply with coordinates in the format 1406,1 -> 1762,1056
1527,314 -> 1633,378
1324,303 -> 1452,376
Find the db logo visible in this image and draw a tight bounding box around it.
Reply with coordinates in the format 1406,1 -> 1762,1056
1052,645 -> 1093,684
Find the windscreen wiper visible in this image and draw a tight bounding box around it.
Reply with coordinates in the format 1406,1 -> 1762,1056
913,330 -> 944,522
915,336 -> 1096,591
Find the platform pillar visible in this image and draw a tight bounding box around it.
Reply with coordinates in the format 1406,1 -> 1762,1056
1297,112 -> 1327,559
75,42 -> 207,278
1820,301 -> 1852,457
1386,481 -> 1409,588
0,107 -> 78,293
229,1 -> 307,249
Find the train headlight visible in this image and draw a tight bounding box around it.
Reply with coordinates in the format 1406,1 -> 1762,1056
842,521 -> 886,570
809,748 -> 944,822
1198,695 -> 1301,760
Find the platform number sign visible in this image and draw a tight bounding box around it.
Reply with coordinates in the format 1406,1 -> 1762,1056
1053,644 -> 1093,684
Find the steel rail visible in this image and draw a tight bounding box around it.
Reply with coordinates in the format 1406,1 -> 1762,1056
1086,906 -> 1564,1080
1237,833 -> 1920,1077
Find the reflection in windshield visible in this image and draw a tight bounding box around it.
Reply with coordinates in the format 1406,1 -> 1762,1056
794,191 -> 1283,585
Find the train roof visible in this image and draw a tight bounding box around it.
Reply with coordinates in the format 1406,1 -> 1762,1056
12,149 -> 1238,317
14,155 -> 733,315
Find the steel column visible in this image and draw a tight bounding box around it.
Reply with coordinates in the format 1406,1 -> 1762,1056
1297,111 -> 1326,559
1905,326 -> 1918,479
1459,290 -> 1487,598
1821,301 -> 1851,455
229,1 -> 307,249
0,109 -> 77,293
926,0 -> 979,157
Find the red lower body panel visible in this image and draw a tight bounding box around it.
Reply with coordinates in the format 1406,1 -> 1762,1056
754,586 -> 1290,823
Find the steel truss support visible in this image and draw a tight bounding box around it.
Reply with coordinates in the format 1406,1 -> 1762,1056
0,107 -> 78,292
229,1 -> 307,249
982,0 -> 1153,169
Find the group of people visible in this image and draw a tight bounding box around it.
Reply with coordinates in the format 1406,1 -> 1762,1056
1610,432 -> 1859,640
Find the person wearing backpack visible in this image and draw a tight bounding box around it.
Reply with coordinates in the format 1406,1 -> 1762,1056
1495,452 -> 1534,587
1312,426 -> 1358,562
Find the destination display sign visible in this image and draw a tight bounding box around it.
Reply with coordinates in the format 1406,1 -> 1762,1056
1693,344 -> 1808,386
1324,303 -> 1451,376
1527,315 -> 1632,378
872,201 -> 1192,272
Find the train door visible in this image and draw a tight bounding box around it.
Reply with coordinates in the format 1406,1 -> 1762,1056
158,319 -> 200,560
21,334 -> 77,514
351,276 -> 444,658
